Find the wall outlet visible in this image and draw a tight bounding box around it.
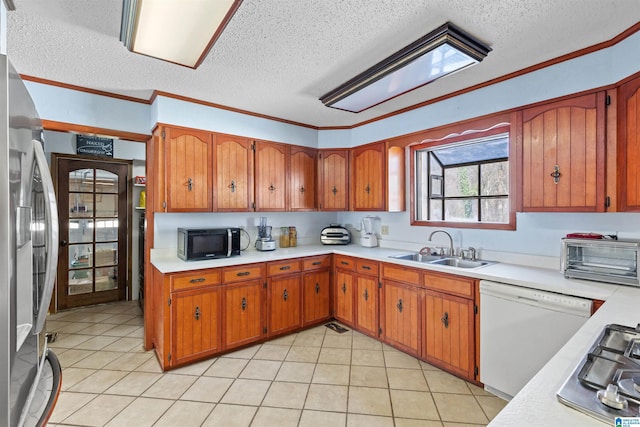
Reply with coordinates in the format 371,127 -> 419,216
381,225 -> 389,235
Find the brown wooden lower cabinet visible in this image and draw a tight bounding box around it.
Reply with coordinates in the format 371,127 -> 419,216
303,269 -> 330,325
222,279 -> 265,349
381,279 -> 420,357
333,269 -> 355,326
268,274 -> 302,336
171,288 -> 220,366
423,290 -> 476,379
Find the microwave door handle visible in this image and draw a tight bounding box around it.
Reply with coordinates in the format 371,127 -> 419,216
32,140 -> 59,334
227,229 -> 232,257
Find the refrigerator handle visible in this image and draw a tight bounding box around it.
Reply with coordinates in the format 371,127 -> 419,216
32,140 -> 58,334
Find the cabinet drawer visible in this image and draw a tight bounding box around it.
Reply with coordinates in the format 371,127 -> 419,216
303,255 -> 331,270
356,260 -> 379,276
381,263 -> 420,285
223,264 -> 265,283
423,272 -> 474,299
171,270 -> 220,291
334,255 -> 355,271
268,260 -> 302,276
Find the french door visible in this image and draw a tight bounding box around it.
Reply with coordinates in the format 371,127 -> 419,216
54,156 -> 130,310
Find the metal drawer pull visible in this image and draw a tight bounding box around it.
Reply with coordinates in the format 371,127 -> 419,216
362,265 -> 371,270
187,178 -> 193,191
283,289 -> 288,301
189,278 -> 205,283
550,165 -> 561,184
397,299 -> 403,313
237,271 -> 250,277
364,289 -> 369,301
315,283 -> 320,294
312,261 -> 322,266
342,283 -> 347,294
279,265 -> 291,270
441,312 -> 449,328
241,297 -> 247,311
194,306 -> 200,320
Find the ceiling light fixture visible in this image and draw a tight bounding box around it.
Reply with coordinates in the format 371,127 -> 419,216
320,22 -> 491,113
120,0 -> 243,68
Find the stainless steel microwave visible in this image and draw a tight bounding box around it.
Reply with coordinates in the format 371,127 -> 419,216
561,237 -> 640,286
177,228 -> 241,261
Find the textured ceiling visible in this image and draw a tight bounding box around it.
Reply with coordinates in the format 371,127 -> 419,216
6,0 -> 640,128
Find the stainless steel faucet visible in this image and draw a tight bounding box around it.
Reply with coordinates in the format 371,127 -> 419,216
428,230 -> 454,256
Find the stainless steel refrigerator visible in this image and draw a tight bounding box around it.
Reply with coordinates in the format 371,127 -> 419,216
0,54 -> 62,426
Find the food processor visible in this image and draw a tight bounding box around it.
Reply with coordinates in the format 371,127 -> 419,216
255,217 -> 276,251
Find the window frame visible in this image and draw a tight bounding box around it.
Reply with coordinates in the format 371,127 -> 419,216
410,114 -> 517,230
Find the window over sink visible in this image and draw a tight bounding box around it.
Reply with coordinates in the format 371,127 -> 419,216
411,118 -> 516,230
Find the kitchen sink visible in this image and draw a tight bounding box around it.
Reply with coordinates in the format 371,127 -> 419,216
388,252 -> 494,269
429,258 -> 491,268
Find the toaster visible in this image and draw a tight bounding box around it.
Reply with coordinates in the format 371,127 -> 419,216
320,224 -> 351,245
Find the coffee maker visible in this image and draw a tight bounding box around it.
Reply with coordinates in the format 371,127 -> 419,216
256,217 -> 276,251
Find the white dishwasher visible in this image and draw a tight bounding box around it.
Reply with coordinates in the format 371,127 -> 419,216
479,280 -> 592,400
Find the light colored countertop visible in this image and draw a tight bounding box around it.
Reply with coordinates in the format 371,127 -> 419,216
150,243 -> 639,426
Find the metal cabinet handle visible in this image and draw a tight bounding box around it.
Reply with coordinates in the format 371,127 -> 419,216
397,299 -> 403,313
363,289 -> 369,301
342,283 -> 347,294
190,278 -> 205,283
187,178 -> 193,191
332,186 -> 337,195
315,283 -> 320,294
550,165 -> 561,184
283,289 -> 288,301
194,306 -> 200,320
241,297 -> 247,311
229,180 -> 236,193
441,312 -> 449,328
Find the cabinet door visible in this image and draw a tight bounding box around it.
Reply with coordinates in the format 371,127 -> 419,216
223,279 -> 264,349
618,76 -> 640,211
352,142 -> 386,211
355,275 -> 378,337
214,134 -> 254,211
171,288 -> 219,365
423,291 -> 475,380
289,146 -> 317,211
165,127 -> 213,211
319,150 -> 349,211
268,274 -> 302,336
521,92 -> 606,211
303,269 -> 330,325
254,140 -> 288,211
382,280 -> 420,356
333,269 -> 354,326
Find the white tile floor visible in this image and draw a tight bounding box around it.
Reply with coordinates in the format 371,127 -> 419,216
45,301 -> 506,426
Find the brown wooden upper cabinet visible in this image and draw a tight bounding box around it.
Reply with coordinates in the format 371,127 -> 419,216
351,142 -> 386,211
318,149 -> 349,211
618,75 -> 640,211
214,134 -> 254,212
521,91 -> 606,212
289,146 -> 317,211
155,125 -> 213,212
254,140 -> 288,211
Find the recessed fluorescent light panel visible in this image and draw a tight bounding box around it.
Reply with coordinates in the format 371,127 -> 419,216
320,22 -> 491,113
120,0 -> 242,68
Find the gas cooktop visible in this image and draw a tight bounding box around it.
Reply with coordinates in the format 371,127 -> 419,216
558,324 -> 640,423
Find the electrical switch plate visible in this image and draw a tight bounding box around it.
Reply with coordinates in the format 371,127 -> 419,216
381,225 -> 389,235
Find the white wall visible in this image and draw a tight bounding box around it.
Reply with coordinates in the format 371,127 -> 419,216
44,130 -> 146,300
